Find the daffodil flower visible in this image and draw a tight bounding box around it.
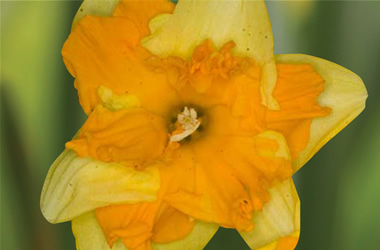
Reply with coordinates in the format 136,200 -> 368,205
40,0 -> 367,249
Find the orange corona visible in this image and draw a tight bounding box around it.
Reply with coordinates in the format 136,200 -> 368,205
64,35 -> 329,249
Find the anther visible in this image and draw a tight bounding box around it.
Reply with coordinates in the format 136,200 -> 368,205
170,107 -> 201,142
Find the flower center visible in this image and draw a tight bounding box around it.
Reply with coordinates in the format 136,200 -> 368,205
170,106 -> 201,142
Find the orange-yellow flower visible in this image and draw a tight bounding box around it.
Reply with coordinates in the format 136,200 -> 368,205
40,0 -> 367,249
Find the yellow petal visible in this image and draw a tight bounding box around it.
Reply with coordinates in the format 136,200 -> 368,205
40,149 -> 160,223
72,212 -> 218,250
148,13 -> 171,35
142,0 -> 279,109
240,178 -> 300,249
72,0 -> 120,28
72,212 -> 126,250
275,54 -> 367,171
143,0 -> 272,61
153,221 -> 219,250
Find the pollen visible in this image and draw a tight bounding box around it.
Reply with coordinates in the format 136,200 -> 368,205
170,107 -> 201,142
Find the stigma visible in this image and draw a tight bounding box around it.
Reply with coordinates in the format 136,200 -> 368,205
170,107 -> 201,142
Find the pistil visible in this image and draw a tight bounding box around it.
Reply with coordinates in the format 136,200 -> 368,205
170,107 -> 201,142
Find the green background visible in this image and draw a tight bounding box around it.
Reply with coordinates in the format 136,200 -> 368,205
1,1 -> 380,249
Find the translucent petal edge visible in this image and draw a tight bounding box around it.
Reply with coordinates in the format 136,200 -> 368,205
40,149 -> 160,223
240,178 -> 300,249
275,54 -> 368,171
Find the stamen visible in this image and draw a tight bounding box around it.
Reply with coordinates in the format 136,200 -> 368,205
170,107 -> 201,142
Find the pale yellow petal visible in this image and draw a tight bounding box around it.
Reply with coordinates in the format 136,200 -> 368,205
72,212 -> 127,250
240,178 -> 300,249
143,0 -> 279,109
148,13 -> 171,35
40,149 -> 160,223
72,0 -> 120,28
152,221 -> 219,250
275,54 -> 368,171
72,211 -> 218,250
143,0 -> 272,61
